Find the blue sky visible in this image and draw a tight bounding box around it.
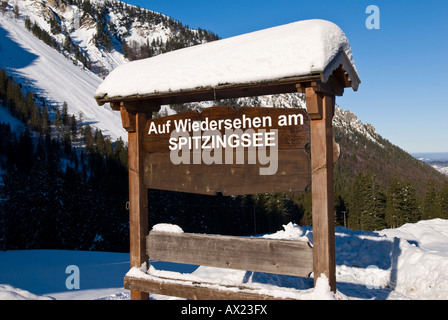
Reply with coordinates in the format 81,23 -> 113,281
126,0 -> 448,153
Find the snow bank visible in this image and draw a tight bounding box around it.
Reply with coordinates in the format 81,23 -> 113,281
262,222 -> 312,242
96,19 -> 358,100
378,219 -> 448,299
126,264 -> 346,300
1,219 -> 447,300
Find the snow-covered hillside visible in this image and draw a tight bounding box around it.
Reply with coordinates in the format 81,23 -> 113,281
431,163 -> 448,176
0,5 -> 126,140
0,0 -> 382,148
1,219 -> 447,300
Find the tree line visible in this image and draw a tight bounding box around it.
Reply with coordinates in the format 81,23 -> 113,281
0,69 -> 129,251
345,171 -> 448,231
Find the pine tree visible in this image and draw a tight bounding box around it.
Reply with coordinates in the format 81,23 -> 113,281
386,177 -> 404,228
42,104 -> 51,136
348,172 -> 365,230
62,102 -> 69,126
94,128 -> 106,156
70,115 -> 78,143
440,181 -> 448,219
0,69 -> 8,97
401,180 -> 419,223
82,123 -> 94,151
349,171 -> 386,231
421,180 -> 440,220
54,108 -> 63,137
361,172 -> 386,231
386,177 -> 419,228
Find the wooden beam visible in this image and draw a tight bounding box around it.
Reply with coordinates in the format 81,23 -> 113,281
304,87 -> 323,120
304,87 -> 336,292
147,231 -> 313,277
125,107 -> 152,300
96,75 -> 322,106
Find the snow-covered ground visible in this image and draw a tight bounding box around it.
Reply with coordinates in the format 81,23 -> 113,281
1,218 -> 447,300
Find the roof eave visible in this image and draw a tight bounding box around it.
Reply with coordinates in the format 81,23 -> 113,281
318,50 -> 361,92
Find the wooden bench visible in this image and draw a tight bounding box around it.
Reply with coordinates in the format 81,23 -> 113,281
124,230 -> 313,300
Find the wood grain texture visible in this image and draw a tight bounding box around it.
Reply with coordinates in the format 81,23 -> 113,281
143,106 -> 311,195
305,90 -> 336,292
126,108 -> 151,300
147,231 -> 313,277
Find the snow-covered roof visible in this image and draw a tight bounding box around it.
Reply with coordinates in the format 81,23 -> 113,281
95,19 -> 360,105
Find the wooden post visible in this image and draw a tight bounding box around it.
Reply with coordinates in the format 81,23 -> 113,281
122,105 -> 150,300
304,86 -> 336,292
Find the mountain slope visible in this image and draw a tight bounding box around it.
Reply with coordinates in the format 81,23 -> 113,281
1,0 -> 446,239
1,0 -> 219,140
2,0 -> 446,192
333,108 -> 447,196
0,10 -> 126,140
1,218 -> 448,300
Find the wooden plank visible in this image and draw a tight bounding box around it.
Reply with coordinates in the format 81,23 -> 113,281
126,109 -> 151,300
147,231 -> 313,277
305,88 -> 336,292
96,75 -> 323,106
144,149 -> 310,195
124,275 -> 290,300
143,106 -> 310,195
144,106 -> 309,153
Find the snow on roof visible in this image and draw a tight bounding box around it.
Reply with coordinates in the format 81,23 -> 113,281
95,19 -> 360,104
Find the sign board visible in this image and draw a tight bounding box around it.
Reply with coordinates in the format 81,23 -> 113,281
143,106 -> 310,195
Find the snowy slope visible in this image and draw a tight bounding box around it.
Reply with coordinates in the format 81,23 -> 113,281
428,162 -> 448,176
0,1 -> 377,147
0,8 -> 127,140
1,219 -> 447,300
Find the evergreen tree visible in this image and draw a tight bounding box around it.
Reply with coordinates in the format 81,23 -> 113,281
348,172 -> 365,230
42,104 -> 51,136
401,180 -> 419,223
61,102 -> 69,126
0,69 -> 8,97
348,171 -> 386,231
70,114 -> 78,142
386,177 -> 419,228
440,181 -> 448,219
361,172 -> 386,231
82,123 -> 94,151
54,108 -> 63,137
94,128 -> 106,156
421,180 -> 440,220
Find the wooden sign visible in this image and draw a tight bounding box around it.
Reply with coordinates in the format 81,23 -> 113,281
143,106 -> 310,195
